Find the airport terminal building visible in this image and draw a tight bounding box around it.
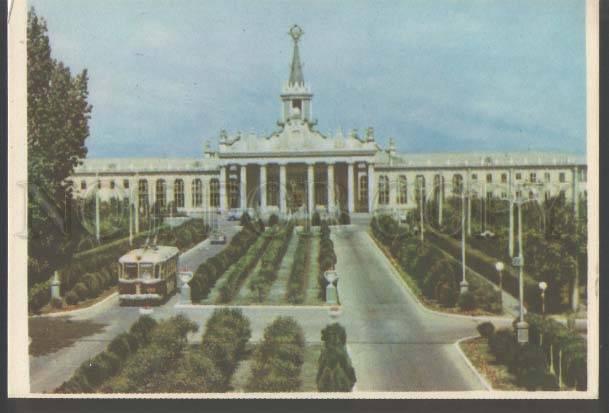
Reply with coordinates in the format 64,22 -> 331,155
70,26 -> 587,220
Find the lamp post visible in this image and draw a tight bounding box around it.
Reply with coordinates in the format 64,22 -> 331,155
539,281 -> 547,316
495,261 -> 504,311
460,187 -> 469,294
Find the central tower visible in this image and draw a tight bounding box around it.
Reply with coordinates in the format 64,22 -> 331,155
279,25 -> 314,126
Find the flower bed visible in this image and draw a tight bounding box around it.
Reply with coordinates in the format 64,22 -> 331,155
286,233 -> 312,304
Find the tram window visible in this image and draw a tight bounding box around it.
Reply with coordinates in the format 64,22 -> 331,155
124,263 -> 138,279
140,263 -> 153,280
155,265 -> 161,279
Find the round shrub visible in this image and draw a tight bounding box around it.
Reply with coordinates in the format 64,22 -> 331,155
514,344 -> 548,390
458,290 -> 477,311
129,315 -> 158,345
65,291 -> 80,305
436,280 -> 459,307
73,282 -> 90,301
107,333 -> 133,360
82,273 -> 100,294
268,214 -> 279,227
423,259 -> 454,299
489,328 -> 518,367
339,212 -> 350,225
477,322 -> 496,339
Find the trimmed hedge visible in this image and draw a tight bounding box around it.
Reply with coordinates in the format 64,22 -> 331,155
200,308 -> 252,389
286,233 -> 311,304
317,323 -> 356,392
248,223 -> 294,302
371,215 -> 500,313
318,221 -> 337,300
190,226 -> 259,302
246,317 -> 305,392
56,315 -> 158,393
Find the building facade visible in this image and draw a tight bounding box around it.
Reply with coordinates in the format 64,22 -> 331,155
70,25 -> 587,221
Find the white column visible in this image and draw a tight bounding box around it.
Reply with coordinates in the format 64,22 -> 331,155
260,164 -> 267,211
240,164 -> 247,210
184,177 -> 192,213
279,164 -> 287,213
308,163 -> 315,214
148,178 -> 155,206
572,167 -> 578,216
133,178 -> 140,234
219,166 -> 227,213
438,174 -> 444,226
347,163 -> 354,213
327,163 -> 335,211
367,163 -> 375,213
508,168 -> 514,257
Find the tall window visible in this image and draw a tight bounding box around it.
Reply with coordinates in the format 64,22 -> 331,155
81,180 -> 87,190
486,173 -> 492,183
110,180 -> 116,189
123,179 -> 130,189
398,175 -> 407,204
192,179 -> 202,207
174,179 -> 184,208
471,173 -> 478,181
452,174 -> 463,195
530,172 -> 536,183
210,178 -> 220,207
515,172 -> 522,180
358,175 -> 368,203
559,172 -> 566,183
378,175 -> 389,205
228,177 -> 239,208
138,180 -> 148,208
544,172 -> 551,182
156,179 -> 166,207
501,173 -> 507,183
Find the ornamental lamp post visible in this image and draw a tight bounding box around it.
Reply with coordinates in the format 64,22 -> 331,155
539,281 -> 547,316
495,261 -> 504,311
460,187 -> 469,294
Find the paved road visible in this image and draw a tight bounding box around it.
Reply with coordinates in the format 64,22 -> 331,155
29,218 -> 503,393
332,225 -> 492,391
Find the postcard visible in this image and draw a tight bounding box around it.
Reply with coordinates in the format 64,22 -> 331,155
7,0 -> 599,399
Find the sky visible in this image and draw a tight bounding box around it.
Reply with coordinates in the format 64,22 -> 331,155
29,0 -> 587,158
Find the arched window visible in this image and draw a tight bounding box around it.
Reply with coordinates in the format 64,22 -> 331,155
174,179 -> 184,208
138,179 -> 148,207
192,179 -> 202,207
156,179 -> 166,207
228,176 -> 239,208
81,180 -> 87,190
452,174 -> 463,195
210,178 -> 220,207
398,175 -> 407,204
378,175 -> 389,205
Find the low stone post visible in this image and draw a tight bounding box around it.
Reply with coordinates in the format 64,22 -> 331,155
324,270 -> 339,305
179,271 -> 193,305
50,270 -> 61,300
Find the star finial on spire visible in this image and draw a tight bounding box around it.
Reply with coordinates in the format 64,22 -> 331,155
289,24 -> 304,43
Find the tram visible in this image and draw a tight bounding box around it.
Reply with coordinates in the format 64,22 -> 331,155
118,244 -> 180,306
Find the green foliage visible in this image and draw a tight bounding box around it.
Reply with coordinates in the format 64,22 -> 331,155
514,344 -> 548,390
246,317 -> 305,392
477,322 -> 495,339
457,290 -> 477,311
73,282 -> 90,301
27,7 -> 93,289
28,279 -> 51,313
64,291 -> 79,305
286,234 -> 311,304
268,214 -> 279,227
488,328 -> 518,367
107,333 -> 136,360
190,226 -> 258,302
247,223 -> 294,302
312,212 -> 321,226
339,211 -> 350,225
240,211 -> 252,227
316,323 -> 356,392
129,315 -> 158,346
200,308 -> 252,389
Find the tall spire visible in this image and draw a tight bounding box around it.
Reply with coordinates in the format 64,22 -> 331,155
288,25 -> 304,86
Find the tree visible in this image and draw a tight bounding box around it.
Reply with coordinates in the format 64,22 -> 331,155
27,8 -> 92,286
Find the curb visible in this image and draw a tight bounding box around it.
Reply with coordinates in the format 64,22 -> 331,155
454,335 -> 493,391
364,232 -> 514,324
30,292 -> 118,319
174,303 -> 332,311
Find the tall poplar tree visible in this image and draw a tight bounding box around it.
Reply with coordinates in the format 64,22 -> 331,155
27,8 -> 92,286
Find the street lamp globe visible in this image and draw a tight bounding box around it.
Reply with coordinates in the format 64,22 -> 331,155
495,261 -> 504,272
539,281 -> 547,291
